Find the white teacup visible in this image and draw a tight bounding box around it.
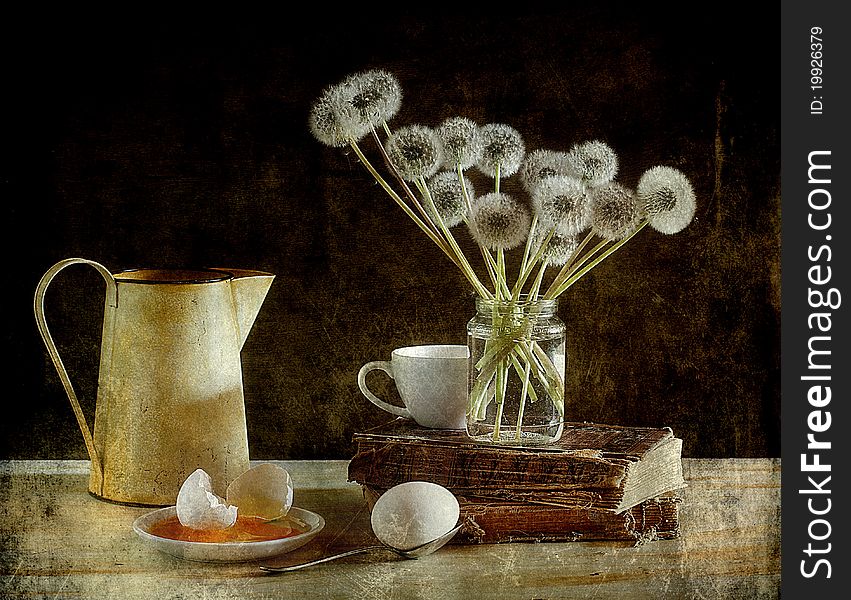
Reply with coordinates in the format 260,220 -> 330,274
357,344 -> 469,430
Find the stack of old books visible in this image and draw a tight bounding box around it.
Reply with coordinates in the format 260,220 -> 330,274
348,418 -> 686,544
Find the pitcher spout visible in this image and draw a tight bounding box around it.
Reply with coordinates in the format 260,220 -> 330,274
219,269 -> 275,348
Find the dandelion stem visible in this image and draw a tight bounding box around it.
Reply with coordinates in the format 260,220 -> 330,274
377,132 -> 493,299
371,130 -> 439,235
509,351 -> 539,403
529,261 -> 547,300
547,220 -> 649,299
511,226 -> 553,299
542,229 -> 596,298
485,247 -> 511,297
349,140 -> 443,247
493,358 -> 506,441
512,215 -> 538,299
349,140 -> 490,296
456,163 -> 474,214
479,246 -> 500,292
519,215 -> 537,274
418,177 -> 491,299
496,248 -> 506,301
515,359 -> 532,441
491,246 -> 510,442
451,164 -> 500,296
545,236 -> 609,299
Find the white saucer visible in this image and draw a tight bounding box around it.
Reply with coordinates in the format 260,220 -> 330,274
133,506 -> 325,563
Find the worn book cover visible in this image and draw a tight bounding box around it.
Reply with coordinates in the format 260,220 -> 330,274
349,418 -> 686,512
361,483 -> 681,544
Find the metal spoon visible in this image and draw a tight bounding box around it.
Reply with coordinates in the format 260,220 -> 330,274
259,524 -> 462,573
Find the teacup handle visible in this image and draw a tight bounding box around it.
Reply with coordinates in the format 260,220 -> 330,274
357,361 -> 413,419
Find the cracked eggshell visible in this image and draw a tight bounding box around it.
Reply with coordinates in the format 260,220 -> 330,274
225,463 -> 294,521
176,469 -> 238,530
370,481 -> 460,551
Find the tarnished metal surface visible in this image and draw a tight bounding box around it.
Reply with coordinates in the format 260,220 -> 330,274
34,260 -> 274,505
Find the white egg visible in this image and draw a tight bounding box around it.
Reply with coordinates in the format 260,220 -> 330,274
176,468 -> 238,530
370,481 -> 460,551
225,463 -> 294,521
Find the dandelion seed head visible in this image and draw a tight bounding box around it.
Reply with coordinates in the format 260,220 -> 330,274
436,116 -> 482,170
475,123 -> 526,179
386,125 -> 444,181
341,70 -> 401,128
427,170 -> 474,228
532,227 -> 579,267
531,175 -> 591,235
637,166 -> 696,234
310,70 -> 401,147
341,69 -> 403,127
567,140 -> 619,187
308,85 -> 365,147
468,192 -> 531,251
520,149 -> 573,192
590,182 -> 641,241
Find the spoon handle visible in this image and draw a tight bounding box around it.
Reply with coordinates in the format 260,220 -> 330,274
259,546 -> 387,573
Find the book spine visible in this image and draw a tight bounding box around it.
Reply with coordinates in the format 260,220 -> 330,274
360,486 -> 680,544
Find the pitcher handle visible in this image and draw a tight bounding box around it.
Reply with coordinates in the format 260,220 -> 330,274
33,258 -> 117,487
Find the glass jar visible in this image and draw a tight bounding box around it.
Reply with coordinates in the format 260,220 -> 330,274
466,296 -> 566,446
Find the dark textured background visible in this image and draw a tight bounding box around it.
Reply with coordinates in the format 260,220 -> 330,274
2,7 -> 779,460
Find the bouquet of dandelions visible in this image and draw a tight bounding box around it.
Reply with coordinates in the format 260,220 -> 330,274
309,69 -> 696,444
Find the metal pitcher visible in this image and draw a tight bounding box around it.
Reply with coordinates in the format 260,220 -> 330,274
34,258 -> 275,506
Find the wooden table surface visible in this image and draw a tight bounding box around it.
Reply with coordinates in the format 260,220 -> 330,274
0,458 -> 780,599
